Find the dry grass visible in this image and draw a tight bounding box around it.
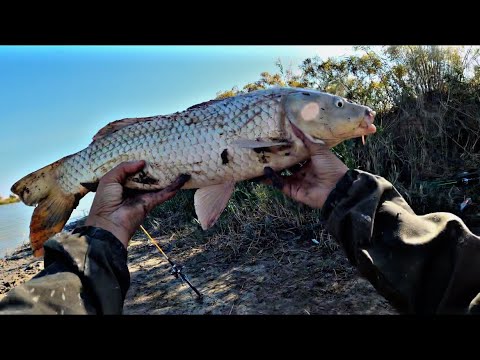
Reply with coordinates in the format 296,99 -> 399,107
140,182 -> 338,265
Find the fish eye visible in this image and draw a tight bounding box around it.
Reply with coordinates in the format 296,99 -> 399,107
335,100 -> 343,108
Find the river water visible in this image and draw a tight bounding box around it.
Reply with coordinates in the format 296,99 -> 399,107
0,193 -> 95,257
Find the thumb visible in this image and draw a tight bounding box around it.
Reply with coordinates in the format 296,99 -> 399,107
139,174 -> 191,212
100,161 -> 146,185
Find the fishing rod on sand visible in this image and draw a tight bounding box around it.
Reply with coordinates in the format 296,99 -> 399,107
139,225 -> 203,303
418,169 -> 480,214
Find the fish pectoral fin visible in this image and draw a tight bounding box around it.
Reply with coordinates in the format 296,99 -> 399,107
194,181 -> 235,230
231,139 -> 289,149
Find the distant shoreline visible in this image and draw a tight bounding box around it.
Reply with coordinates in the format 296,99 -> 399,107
0,216 -> 87,260
0,197 -> 20,206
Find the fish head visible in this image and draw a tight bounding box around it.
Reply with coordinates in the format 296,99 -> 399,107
284,89 -> 376,147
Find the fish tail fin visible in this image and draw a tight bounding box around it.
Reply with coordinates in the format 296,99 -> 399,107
11,156 -> 87,257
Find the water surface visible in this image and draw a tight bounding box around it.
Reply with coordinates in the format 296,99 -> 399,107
0,193 -> 94,257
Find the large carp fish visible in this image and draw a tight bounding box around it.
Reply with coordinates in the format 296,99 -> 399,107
12,88 -> 376,256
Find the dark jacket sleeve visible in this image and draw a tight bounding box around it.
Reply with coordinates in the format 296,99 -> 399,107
321,169 -> 480,314
0,226 -> 130,315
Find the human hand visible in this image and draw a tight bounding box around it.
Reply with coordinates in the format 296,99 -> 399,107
264,125 -> 348,209
85,161 -> 190,248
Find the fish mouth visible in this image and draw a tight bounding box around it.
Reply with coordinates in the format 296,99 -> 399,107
358,111 -> 376,145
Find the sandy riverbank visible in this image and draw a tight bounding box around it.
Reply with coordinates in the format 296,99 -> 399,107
0,225 -> 395,315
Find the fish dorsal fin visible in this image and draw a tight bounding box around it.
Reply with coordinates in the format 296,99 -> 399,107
92,116 -> 155,142
186,98 -> 225,111
194,181 -> 236,230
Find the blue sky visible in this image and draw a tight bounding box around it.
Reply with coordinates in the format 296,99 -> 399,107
0,46 -> 359,200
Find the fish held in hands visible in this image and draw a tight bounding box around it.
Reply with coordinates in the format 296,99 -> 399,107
11,88 -> 376,256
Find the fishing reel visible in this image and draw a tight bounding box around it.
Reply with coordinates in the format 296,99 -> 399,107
169,263 -> 204,303
455,170 -> 480,188
169,264 -> 184,278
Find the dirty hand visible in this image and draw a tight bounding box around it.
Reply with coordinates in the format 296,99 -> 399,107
264,125 -> 348,209
85,161 -> 190,249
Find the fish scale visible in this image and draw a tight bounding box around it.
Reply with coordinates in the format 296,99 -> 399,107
58,90 -> 290,193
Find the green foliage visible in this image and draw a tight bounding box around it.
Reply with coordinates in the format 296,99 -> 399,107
216,86 -> 240,99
